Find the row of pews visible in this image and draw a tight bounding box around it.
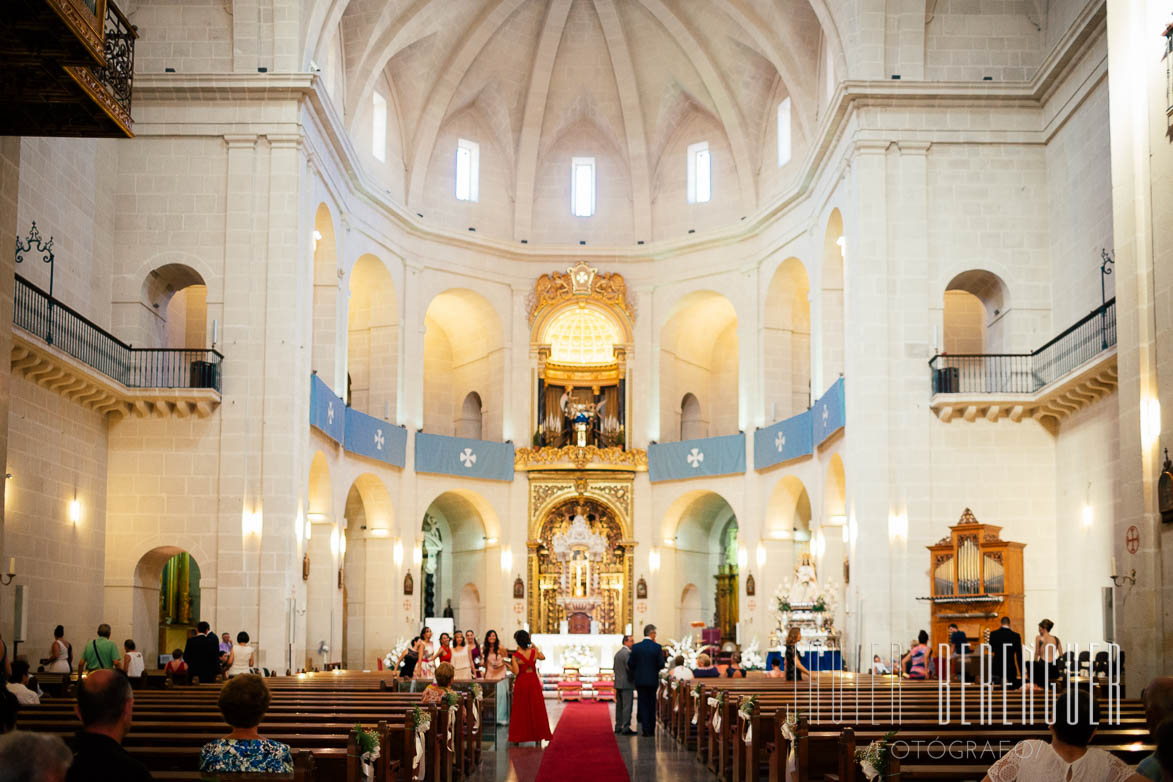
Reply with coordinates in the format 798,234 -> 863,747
17,672 -> 490,782
657,674 -> 1152,782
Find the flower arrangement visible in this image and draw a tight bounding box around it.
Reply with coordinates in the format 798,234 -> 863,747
780,710 -> 801,740
470,683 -> 483,701
664,636 -> 701,669
737,694 -> 758,719
854,730 -> 897,781
739,640 -> 765,671
812,595 -> 827,612
352,724 -> 381,781
442,690 -> 461,709
561,644 -> 599,672
411,706 -> 432,732
383,638 -> 412,671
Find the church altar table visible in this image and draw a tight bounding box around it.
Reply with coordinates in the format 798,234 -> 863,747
531,633 -> 625,674
765,649 -> 843,673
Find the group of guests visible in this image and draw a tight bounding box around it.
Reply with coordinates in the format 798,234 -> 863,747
611,624 -> 667,737
879,617 -> 1070,687
395,627 -> 510,682
178,622 -> 258,683
0,668 -> 295,780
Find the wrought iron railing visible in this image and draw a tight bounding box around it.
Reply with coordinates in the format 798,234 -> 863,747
929,298 -> 1115,395
94,1 -> 136,118
13,275 -> 222,392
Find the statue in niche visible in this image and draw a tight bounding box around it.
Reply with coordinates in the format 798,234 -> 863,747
788,552 -> 819,605
746,574 -> 756,597
403,572 -> 413,596
513,577 -> 525,599
636,576 -> 647,600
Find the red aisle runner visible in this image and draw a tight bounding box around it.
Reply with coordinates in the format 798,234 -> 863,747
533,702 -> 630,782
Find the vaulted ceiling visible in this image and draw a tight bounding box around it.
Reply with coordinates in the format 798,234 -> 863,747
304,0 -> 840,241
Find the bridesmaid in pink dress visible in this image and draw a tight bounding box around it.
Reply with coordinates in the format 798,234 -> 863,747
507,630 -> 552,745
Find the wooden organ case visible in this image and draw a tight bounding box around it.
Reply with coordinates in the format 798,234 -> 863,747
923,508 -> 1025,652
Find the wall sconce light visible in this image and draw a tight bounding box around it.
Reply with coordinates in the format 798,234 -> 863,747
836,235 -> 846,259
304,520 -> 313,541
312,229 -> 322,252
69,499 -> 81,525
842,524 -> 850,543
242,509 -> 262,537
814,530 -> 826,558
737,546 -> 748,569
649,548 -> 661,572
1109,556 -> 1136,586
329,527 -> 340,556
0,558 -> 14,586
392,539 -> 403,567
1082,504 -> 1093,527
1141,398 -> 1161,447
486,536 -> 498,545
500,546 -> 513,574
755,542 -> 766,568
412,543 -> 423,567
830,514 -> 846,526
663,537 -> 675,547
339,531 -> 347,557
370,528 -> 390,537
887,512 -> 908,541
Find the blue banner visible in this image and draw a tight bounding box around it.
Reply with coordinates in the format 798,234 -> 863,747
648,433 -> 746,483
344,408 -> 407,468
414,432 -> 515,482
309,374 -> 345,444
754,408 -> 814,470
813,377 -> 846,445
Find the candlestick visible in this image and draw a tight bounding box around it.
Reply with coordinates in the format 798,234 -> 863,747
7,557 -> 12,576
1111,556 -> 1116,577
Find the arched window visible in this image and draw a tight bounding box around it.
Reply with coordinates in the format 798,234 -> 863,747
457,392 -> 483,440
680,393 -> 705,441
141,264 -> 207,349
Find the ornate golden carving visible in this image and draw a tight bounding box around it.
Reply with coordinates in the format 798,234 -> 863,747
527,263 -> 635,326
957,508 -> 979,525
514,445 -> 647,471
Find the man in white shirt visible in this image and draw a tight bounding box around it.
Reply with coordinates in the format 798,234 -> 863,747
6,660 -> 40,705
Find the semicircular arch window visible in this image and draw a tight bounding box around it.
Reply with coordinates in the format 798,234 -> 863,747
542,306 -> 622,364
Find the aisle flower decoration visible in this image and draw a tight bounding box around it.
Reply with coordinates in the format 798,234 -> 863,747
469,683 -> 483,731
691,683 -> 704,724
707,691 -> 726,733
441,691 -> 461,752
410,707 -> 431,782
780,711 -> 802,782
352,723 -> 381,782
738,694 -> 758,743
854,730 -> 897,781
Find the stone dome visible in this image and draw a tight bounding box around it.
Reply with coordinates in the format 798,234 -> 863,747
308,0 -> 841,246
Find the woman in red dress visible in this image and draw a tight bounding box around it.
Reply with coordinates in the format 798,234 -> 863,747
507,630 -> 552,745
437,633 -> 452,664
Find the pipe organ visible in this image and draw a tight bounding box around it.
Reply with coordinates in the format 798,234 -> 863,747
923,509 -> 1025,652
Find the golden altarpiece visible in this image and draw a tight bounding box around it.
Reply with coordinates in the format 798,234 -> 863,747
922,508 -> 1026,651
515,263 -> 646,634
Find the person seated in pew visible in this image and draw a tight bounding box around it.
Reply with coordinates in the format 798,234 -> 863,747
783,627 -> 811,682
692,653 -> 720,678
421,662 -> 456,704
199,673 -> 293,774
669,655 -> 694,681
765,658 -> 784,678
7,660 -> 40,704
725,653 -> 747,678
1153,717 -> 1173,782
901,630 -> 932,679
981,691 -> 1146,782
66,669 -> 153,782
871,655 -> 892,675
163,648 -> 187,680
0,730 -> 73,782
1,689 -> 18,733
1138,676 -> 1173,781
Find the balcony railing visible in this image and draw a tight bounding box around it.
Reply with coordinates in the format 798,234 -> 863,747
14,275 -> 222,392
929,298 -> 1115,395
93,1 -> 136,120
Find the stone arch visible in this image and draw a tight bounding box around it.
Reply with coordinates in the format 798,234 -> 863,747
662,490 -> 739,643
765,475 -> 812,540
458,583 -> 483,635
313,203 -> 343,391
820,208 -> 845,387
346,253 -> 398,418
340,472 -> 395,669
678,583 -> 702,641
764,257 -> 811,420
457,391 -> 483,440
823,453 -> 846,521
129,544 -> 209,671
423,289 -> 505,440
659,290 -> 738,441
680,392 -> 705,440
943,269 -> 1010,354
136,263 -> 208,350
420,490 -> 494,624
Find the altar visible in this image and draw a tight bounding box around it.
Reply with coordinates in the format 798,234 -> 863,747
531,633 -> 625,675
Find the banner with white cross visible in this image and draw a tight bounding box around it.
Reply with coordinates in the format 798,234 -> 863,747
344,406 -> 407,468
414,432 -> 515,482
647,432 -> 746,483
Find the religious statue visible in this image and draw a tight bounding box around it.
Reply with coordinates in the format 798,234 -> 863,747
788,553 -> 820,606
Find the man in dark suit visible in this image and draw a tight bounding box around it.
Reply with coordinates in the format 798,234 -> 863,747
183,621 -> 218,684
989,616 -> 1023,688
626,624 -> 664,737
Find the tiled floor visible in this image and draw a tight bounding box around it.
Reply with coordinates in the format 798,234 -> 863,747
468,701 -> 716,782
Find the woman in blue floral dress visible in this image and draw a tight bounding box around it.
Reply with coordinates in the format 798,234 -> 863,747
199,673 -> 293,773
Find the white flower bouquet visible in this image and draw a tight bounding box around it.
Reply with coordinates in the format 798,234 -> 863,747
854,730 -> 897,780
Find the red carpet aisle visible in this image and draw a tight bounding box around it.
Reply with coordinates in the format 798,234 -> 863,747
533,701 -> 630,782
